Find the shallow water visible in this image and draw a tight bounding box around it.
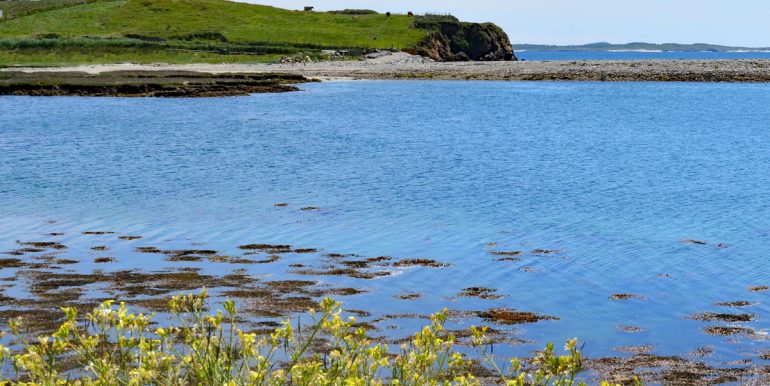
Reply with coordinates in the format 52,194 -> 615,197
516,50 -> 770,61
2,81 -> 770,368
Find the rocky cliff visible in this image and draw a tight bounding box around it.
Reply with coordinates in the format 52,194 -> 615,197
409,15 -> 516,61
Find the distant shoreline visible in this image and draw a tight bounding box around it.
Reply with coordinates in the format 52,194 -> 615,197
517,49 -> 770,53
515,49 -> 770,53
6,54 -> 770,85
510,42 -> 770,52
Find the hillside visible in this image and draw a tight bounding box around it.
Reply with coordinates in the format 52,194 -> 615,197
0,0 -> 514,66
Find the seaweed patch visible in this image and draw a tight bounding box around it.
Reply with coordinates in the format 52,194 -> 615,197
393,259 -> 450,268
478,308 -> 558,324
458,287 -> 504,300
609,294 -> 647,301
690,312 -> 755,323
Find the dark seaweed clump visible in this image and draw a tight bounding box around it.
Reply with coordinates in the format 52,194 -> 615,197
616,325 -> 646,333
690,312 -> 755,323
238,244 -> 293,253
588,353 -> 761,385
490,251 -> 522,256
478,308 -> 558,325
614,345 -> 654,354
0,258 -> 26,268
19,241 -> 67,250
703,326 -> 754,336
609,294 -> 647,301
458,287 -> 503,300
393,259 -> 450,268
714,301 -> 753,307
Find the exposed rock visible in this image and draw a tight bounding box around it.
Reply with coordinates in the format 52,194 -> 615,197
0,71 -> 309,97
409,15 -> 516,62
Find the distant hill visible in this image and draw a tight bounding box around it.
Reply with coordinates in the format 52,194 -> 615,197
0,0 -> 514,66
511,42 -> 770,52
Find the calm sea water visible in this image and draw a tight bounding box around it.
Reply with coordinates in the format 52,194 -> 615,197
516,50 -> 770,61
2,81 -> 770,365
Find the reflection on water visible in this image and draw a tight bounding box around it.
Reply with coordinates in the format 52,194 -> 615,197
2,81 -> 770,370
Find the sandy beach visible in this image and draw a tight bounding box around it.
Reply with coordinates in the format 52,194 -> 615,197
6,52 -> 770,82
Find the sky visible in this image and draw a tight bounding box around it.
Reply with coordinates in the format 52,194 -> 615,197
250,1 -> 769,47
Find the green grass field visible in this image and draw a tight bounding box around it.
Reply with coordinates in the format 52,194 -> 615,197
0,0 -> 428,65
0,47 -> 283,66
0,0 -> 100,19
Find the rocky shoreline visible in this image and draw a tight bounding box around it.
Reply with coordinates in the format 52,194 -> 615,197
5,54 -> 770,83
0,71 -> 310,97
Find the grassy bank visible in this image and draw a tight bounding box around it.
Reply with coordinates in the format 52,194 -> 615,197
0,47 -> 283,67
0,290 -> 634,385
0,0 -> 426,65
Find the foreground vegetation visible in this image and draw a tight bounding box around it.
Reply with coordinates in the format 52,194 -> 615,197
0,290 -> 639,385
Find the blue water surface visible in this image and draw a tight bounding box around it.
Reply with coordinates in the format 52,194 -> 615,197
2,80 -> 770,365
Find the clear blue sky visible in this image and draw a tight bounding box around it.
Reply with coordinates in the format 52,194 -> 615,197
251,0 -> 769,47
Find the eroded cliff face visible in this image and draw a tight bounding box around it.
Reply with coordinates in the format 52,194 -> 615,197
409,16 -> 516,61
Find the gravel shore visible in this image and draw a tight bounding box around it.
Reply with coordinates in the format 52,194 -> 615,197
6,52 -> 770,82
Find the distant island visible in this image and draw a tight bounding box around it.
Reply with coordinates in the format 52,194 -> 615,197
512,42 -> 770,52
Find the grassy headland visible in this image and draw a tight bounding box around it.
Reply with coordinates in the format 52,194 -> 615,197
0,0 -> 516,66
0,0 -> 423,47
0,0 -> 425,66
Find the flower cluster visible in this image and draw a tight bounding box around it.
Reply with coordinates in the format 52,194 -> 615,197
0,290 -> 641,385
